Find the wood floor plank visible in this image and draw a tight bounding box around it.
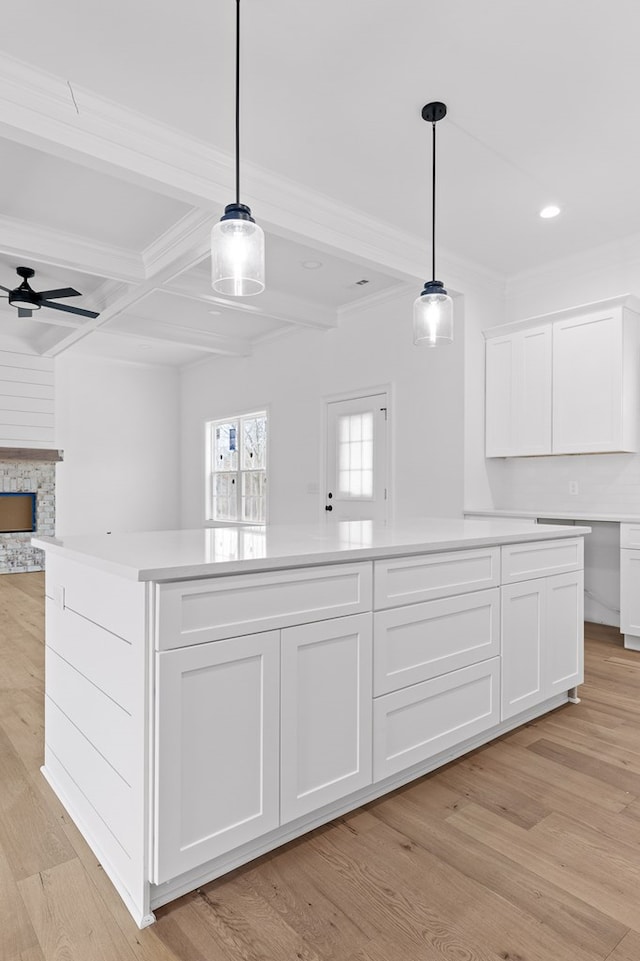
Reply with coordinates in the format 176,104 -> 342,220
605,930 -> 640,960
368,788 -> 626,959
17,859 -> 140,961
310,818 -> 607,961
447,801 -> 640,933
0,727 -> 74,881
1,576 -> 640,961
0,843 -> 40,961
527,738 -> 640,797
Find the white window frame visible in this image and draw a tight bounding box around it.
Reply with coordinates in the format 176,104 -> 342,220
205,410 -> 268,525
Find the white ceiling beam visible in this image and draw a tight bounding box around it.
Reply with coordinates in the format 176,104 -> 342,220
0,55 -> 504,296
161,286 -> 338,332
0,214 -> 144,284
100,320 -> 253,357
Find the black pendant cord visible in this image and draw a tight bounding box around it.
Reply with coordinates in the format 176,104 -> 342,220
235,0 -> 241,206
431,120 -> 436,283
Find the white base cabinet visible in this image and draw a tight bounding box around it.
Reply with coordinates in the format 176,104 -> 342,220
501,570 -> 583,720
40,536 -> 585,927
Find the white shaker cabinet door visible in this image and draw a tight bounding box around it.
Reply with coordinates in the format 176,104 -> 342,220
501,580 -> 545,720
621,549 -> 640,636
280,613 -> 373,823
153,631 -> 280,884
485,324 -> 551,457
552,310 -> 628,453
546,570 -> 584,696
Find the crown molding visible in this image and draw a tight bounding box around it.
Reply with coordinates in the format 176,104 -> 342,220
506,231 -> 640,300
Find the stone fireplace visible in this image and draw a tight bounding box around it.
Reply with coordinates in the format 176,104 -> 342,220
0,448 -> 62,573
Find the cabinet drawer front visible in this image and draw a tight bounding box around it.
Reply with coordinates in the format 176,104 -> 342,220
374,548 -> 500,610
156,562 -> 372,650
501,538 -> 583,583
373,588 -> 500,695
373,658 -> 500,781
621,524 -> 640,549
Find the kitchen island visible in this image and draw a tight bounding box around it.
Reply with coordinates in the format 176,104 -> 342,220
34,517 -> 590,927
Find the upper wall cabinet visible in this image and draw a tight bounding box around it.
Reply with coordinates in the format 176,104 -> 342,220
484,296 -> 640,457
485,324 -> 552,457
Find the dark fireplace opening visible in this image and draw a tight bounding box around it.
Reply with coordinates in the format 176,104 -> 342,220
0,492 -> 37,533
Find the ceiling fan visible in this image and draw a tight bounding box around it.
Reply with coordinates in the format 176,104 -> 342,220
0,266 -> 100,319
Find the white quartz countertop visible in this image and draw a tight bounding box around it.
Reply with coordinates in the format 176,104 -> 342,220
465,508 -> 640,524
33,517 -> 591,582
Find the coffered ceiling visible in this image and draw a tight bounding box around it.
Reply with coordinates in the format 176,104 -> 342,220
0,0 -> 639,366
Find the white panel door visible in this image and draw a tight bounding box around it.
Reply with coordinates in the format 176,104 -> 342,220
325,393 -> 388,521
546,571 -> 584,696
552,311 -> 623,453
501,580 -> 545,720
153,631 -> 280,884
280,613 -> 372,823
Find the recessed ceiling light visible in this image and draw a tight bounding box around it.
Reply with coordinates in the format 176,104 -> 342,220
301,260 -> 323,270
540,205 -> 561,219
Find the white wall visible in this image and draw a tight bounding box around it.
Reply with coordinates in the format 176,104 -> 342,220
180,285 -> 502,528
0,349 -> 55,448
55,353 -> 180,535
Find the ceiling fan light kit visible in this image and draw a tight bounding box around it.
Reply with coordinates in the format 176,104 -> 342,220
0,265 -> 100,319
413,101 -> 454,348
211,0 -> 265,297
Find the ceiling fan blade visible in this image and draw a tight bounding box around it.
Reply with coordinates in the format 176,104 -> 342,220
18,308 -> 32,318
41,300 -> 100,319
36,287 -> 82,300
0,285 -> 12,293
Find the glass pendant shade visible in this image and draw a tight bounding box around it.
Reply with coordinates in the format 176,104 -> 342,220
211,203 -> 265,296
413,281 -> 453,347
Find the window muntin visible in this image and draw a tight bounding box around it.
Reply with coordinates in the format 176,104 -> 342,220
207,411 -> 267,523
337,411 -> 374,498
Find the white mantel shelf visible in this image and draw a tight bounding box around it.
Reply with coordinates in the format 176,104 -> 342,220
33,517 -> 591,582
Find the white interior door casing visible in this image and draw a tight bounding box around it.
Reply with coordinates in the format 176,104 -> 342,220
325,392 -> 389,521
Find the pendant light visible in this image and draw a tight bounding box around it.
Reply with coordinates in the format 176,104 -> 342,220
413,101 -> 453,347
211,0 -> 265,296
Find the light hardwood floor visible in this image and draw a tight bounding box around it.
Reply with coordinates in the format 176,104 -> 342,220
2,572 -> 640,961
